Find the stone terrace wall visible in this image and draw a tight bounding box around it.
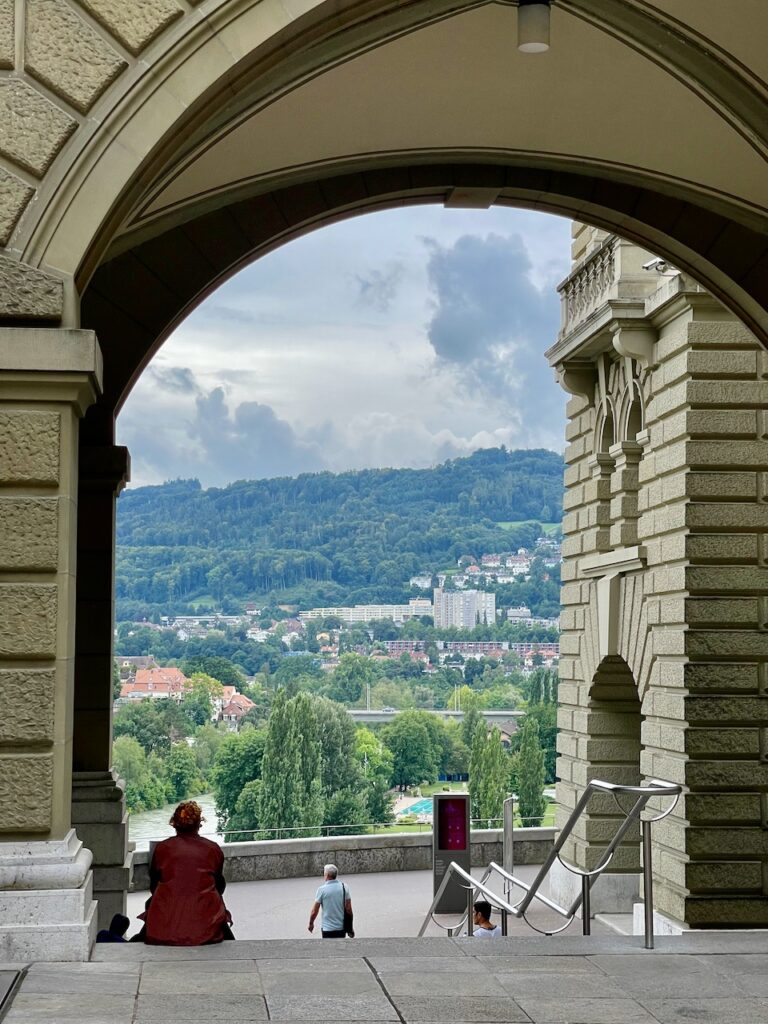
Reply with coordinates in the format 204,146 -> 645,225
130,827 -> 555,892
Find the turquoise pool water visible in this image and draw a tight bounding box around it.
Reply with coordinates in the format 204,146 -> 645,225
398,798 -> 433,816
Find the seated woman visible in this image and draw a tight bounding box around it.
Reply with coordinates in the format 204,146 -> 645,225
138,801 -> 233,945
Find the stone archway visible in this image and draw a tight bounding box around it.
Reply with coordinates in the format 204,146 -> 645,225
1,1 -> 768,958
551,655 -> 643,917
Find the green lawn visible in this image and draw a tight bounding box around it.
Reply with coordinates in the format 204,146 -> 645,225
497,520 -> 561,536
420,782 -> 468,796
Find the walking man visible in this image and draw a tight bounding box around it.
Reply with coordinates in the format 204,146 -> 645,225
308,863 -> 353,938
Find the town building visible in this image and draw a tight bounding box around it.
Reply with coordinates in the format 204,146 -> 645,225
299,598 -> 433,624
433,588 -> 496,629
119,667 -> 191,702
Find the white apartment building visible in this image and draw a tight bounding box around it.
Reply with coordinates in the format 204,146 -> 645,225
299,598 -> 433,625
433,588 -> 496,629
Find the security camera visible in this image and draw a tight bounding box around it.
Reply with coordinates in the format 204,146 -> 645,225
642,257 -> 669,273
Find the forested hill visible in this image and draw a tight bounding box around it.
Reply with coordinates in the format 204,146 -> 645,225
115,447 -> 564,619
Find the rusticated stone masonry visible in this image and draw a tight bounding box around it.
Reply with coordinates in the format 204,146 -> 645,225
551,231 -> 768,928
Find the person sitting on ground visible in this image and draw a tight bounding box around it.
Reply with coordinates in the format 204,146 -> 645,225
96,912 -> 130,943
308,863 -> 353,938
136,801 -> 234,946
469,900 -> 502,938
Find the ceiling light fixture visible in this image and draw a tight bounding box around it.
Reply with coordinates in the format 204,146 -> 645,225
518,0 -> 551,53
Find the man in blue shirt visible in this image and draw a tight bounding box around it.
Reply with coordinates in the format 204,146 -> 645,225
308,864 -> 353,938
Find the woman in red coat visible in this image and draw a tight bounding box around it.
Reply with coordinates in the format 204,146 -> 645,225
139,801 -> 233,945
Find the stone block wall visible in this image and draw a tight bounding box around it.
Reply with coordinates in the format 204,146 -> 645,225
130,827 -> 556,892
553,261 -> 768,928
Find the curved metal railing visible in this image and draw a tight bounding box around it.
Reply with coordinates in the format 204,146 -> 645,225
418,778 -> 682,949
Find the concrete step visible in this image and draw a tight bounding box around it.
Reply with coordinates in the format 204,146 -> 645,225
90,931 -> 768,962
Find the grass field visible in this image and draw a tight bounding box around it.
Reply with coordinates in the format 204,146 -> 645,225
497,520 -> 561,536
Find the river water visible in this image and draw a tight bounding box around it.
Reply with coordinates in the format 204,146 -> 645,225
128,793 -> 223,851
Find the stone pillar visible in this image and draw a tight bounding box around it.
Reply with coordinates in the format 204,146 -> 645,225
0,328 -> 101,960
640,312 -> 768,928
71,444 -> 131,930
608,441 -> 642,548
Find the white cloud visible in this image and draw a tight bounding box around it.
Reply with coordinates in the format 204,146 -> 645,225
118,206 -> 571,487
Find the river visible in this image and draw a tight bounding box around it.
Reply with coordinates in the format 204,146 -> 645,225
128,793 -> 222,850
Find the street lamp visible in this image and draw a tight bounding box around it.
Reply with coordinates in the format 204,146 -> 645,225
518,0 -> 551,53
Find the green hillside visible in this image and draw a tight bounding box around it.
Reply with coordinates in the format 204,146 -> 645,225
115,447 -> 564,620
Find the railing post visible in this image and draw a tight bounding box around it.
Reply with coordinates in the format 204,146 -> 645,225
503,796 -> 515,903
581,875 -> 591,935
466,887 -> 474,936
642,818 -> 654,949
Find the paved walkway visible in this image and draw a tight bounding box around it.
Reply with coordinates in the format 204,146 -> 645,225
126,866 -> 596,940
6,933 -> 768,1022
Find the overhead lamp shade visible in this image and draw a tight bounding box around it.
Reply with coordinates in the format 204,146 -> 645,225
518,1 -> 550,53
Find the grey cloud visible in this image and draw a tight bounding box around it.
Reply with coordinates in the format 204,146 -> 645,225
425,232 -> 563,441
356,263 -> 405,312
190,388 -> 326,483
120,379 -> 326,487
149,366 -> 200,394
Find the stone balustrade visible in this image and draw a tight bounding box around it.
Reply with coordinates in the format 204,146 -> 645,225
558,236 -> 618,335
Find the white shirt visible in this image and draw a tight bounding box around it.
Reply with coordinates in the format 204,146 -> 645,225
468,924 -> 501,938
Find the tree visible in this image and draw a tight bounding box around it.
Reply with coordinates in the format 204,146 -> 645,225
516,717 -> 546,827
112,735 -> 168,813
328,653 -> 377,704
314,697 -> 361,796
211,727 -> 266,828
192,722 -> 228,783
113,700 -> 173,755
461,691 -> 484,749
227,779 -> 263,841
522,702 -> 558,783
356,726 -> 394,823
165,743 -> 200,802
381,711 -> 439,790
180,655 -> 245,687
112,659 -> 122,701
258,690 -> 323,838
469,727 -> 508,828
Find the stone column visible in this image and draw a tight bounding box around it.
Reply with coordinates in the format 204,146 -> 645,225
640,313 -> 768,929
72,445 -> 131,930
0,328 -> 101,960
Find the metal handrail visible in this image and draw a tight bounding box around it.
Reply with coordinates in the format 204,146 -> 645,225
418,777 -> 681,949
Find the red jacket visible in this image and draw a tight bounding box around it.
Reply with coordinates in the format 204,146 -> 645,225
141,833 -> 230,945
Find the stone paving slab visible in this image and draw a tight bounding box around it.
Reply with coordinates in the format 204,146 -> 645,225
0,970 -> 19,1011
389,995 -> 530,1021
492,969 -> 626,999
260,970 -> 383,996
2,991 -> 137,1019
138,969 -> 264,994
266,993 -> 398,1019
134,993 -> 268,1020
516,996 -> 658,1023
376,969 -> 509,996
638,997 -> 768,1024
20,970 -> 140,995
15,934 -> 768,1022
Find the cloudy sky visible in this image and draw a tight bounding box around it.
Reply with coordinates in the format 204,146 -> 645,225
117,206 -> 572,488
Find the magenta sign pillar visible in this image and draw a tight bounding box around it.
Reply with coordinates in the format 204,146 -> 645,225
433,793 -> 471,913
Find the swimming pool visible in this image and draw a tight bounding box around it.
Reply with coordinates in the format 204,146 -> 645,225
398,797 -> 433,816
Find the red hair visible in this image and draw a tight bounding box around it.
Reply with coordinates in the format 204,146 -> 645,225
170,801 -> 204,833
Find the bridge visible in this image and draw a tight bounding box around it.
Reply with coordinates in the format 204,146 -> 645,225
347,709 -> 523,726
